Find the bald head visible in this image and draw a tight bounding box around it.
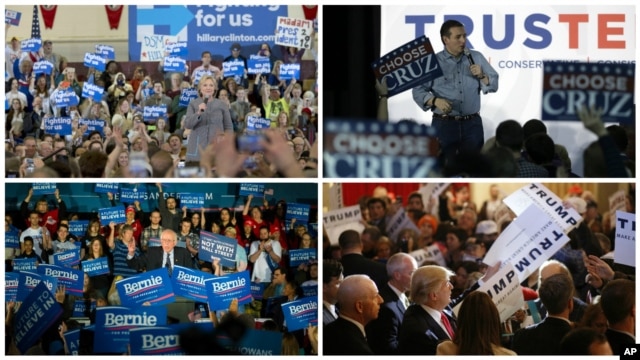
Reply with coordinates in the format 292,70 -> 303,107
539,260 -> 573,285
337,275 -> 383,325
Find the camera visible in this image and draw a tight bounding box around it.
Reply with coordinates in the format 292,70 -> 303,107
236,134 -> 266,153
25,158 -> 35,174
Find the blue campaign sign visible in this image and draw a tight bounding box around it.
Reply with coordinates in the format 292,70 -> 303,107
285,202 -> 311,221
84,52 -> 107,71
32,182 -> 57,195
128,5 -> 287,61
148,238 -> 161,247
238,183 -> 265,196
165,41 -> 189,57
142,88 -> 155,98
64,328 -> 81,355
248,55 -> 271,74
198,230 -> 237,267
163,56 -> 187,72
95,183 -> 119,193
143,105 -> 168,123
178,192 -> 205,209
13,258 -> 37,272
82,257 -> 111,277
52,247 -> 82,268
279,63 -> 300,80
281,296 -> 318,332
302,284 -> 317,297
246,115 -> 271,131
14,282 -> 64,354
192,69 -> 213,86
541,61 -> 635,124
82,82 -> 105,102
38,264 -> 84,296
130,327 -> 184,355
217,328 -> 282,356
53,89 -> 79,107
324,119 -> 439,178
371,36 -> 443,97
206,270 -> 252,311
21,38 -> 41,52
33,60 -> 54,75
17,271 -> 57,302
72,299 -> 96,317
99,206 -> 127,225
179,88 -> 198,107
94,306 -> 167,354
95,44 -> 115,60
250,282 -> 266,300
223,59 -> 245,77
68,220 -> 89,237
44,116 -> 73,135
5,229 -> 21,249
171,265 -> 216,302
5,9 -> 21,26
79,118 -> 106,136
6,273 -> 19,302
116,267 -> 175,308
288,248 -> 317,267
120,187 -> 147,202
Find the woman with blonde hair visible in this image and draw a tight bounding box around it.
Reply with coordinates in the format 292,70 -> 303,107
110,97 -> 134,133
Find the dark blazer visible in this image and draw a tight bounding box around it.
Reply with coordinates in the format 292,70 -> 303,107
340,253 -> 388,290
127,246 -> 195,272
323,303 -> 338,326
512,316 -> 573,355
605,328 -> 636,355
324,317 -> 374,355
365,283 -> 405,354
398,304 -> 456,355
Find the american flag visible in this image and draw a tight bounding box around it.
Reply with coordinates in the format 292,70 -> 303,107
31,5 -> 41,39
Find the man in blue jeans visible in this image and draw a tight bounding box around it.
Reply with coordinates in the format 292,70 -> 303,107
413,19 -> 498,159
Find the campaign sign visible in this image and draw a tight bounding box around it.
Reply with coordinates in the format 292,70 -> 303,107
32,182 -> 57,195
246,115 -> 271,131
248,55 -> 271,74
143,105 -> 167,123
285,203 -> 311,221
82,257 -> 111,277
473,263 -> 524,322
608,190 -> 627,230
52,248 -> 82,268
206,270 -> 252,311
418,183 -> 449,201
5,229 -> 21,249
6,273 -> 19,302
80,118 -> 106,136
542,61 -> 635,123
120,187 -> 146,202
409,244 -> 446,267
38,264 -> 84,295
179,87 -> 198,107
217,328 -> 282,356
94,306 -> 167,354
371,36 -> 443,97
17,271 -> 57,302
99,206 -> 127,224
171,265 -> 216,302
275,16 -> 314,49
289,248 -> 317,267
323,205 -> 365,245
192,69 -> 213,85
178,192 -> 205,209
33,60 -> 54,75
386,208 -> 420,244
324,119 -> 438,178
239,183 -> 265,196
165,41 -> 188,57
64,328 -> 81,355
53,89 -> 79,107
142,88 -> 155,98
95,183 -> 119,193
14,282 -> 64,354
116,267 -> 175,308
5,9 -> 21,26
95,44 -> 115,59
68,220 -> 89,237
148,238 -> 161,247
503,183 -> 582,233
302,284 -> 317,298
73,299 -> 97,317
13,258 -> 37,272
130,327 -> 184,355
281,296 -> 318,331
250,282 -> 267,300
82,82 -> 105,102
222,59 -> 245,78
163,56 -> 186,72
21,38 -> 41,52
279,63 -> 300,80
614,211 -> 635,267
84,52 -> 107,71
198,231 -> 238,268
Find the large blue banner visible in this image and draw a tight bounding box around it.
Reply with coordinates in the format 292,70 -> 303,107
52,247 -> 82,268
217,328 -> 282,356
171,265 -> 216,302
38,264 -> 84,296
95,183 -> 119,194
129,327 -> 184,355
82,257 -> 111,277
6,273 -> 19,302
198,230 -> 237,267
178,192 -> 205,209
207,270 -> 252,311
99,206 -> 127,224
94,306 -> 167,354
281,296 -> 318,331
17,271 -> 57,302
14,282 -> 64,354
128,5 -> 287,61
120,187 -> 147,202
32,182 -> 57,195
116,267 -> 175,308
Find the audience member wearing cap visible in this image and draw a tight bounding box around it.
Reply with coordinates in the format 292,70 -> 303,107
475,220 -> 499,252
223,42 -> 248,69
119,201 -> 143,248
242,194 -> 269,239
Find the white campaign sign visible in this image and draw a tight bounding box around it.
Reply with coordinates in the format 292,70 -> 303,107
323,205 -> 365,245
614,211 -> 635,267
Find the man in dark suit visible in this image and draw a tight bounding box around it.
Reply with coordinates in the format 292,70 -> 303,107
338,229 -> 387,290
600,279 -> 635,355
366,253 -> 418,354
512,273 -> 575,355
534,260 -> 587,322
324,274 -> 383,355
323,259 -> 343,325
127,229 -> 195,274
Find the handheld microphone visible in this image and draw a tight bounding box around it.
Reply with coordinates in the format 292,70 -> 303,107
201,95 -> 209,112
463,47 -> 475,65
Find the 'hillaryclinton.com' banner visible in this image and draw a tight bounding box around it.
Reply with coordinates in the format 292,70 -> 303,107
380,4 -> 635,176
